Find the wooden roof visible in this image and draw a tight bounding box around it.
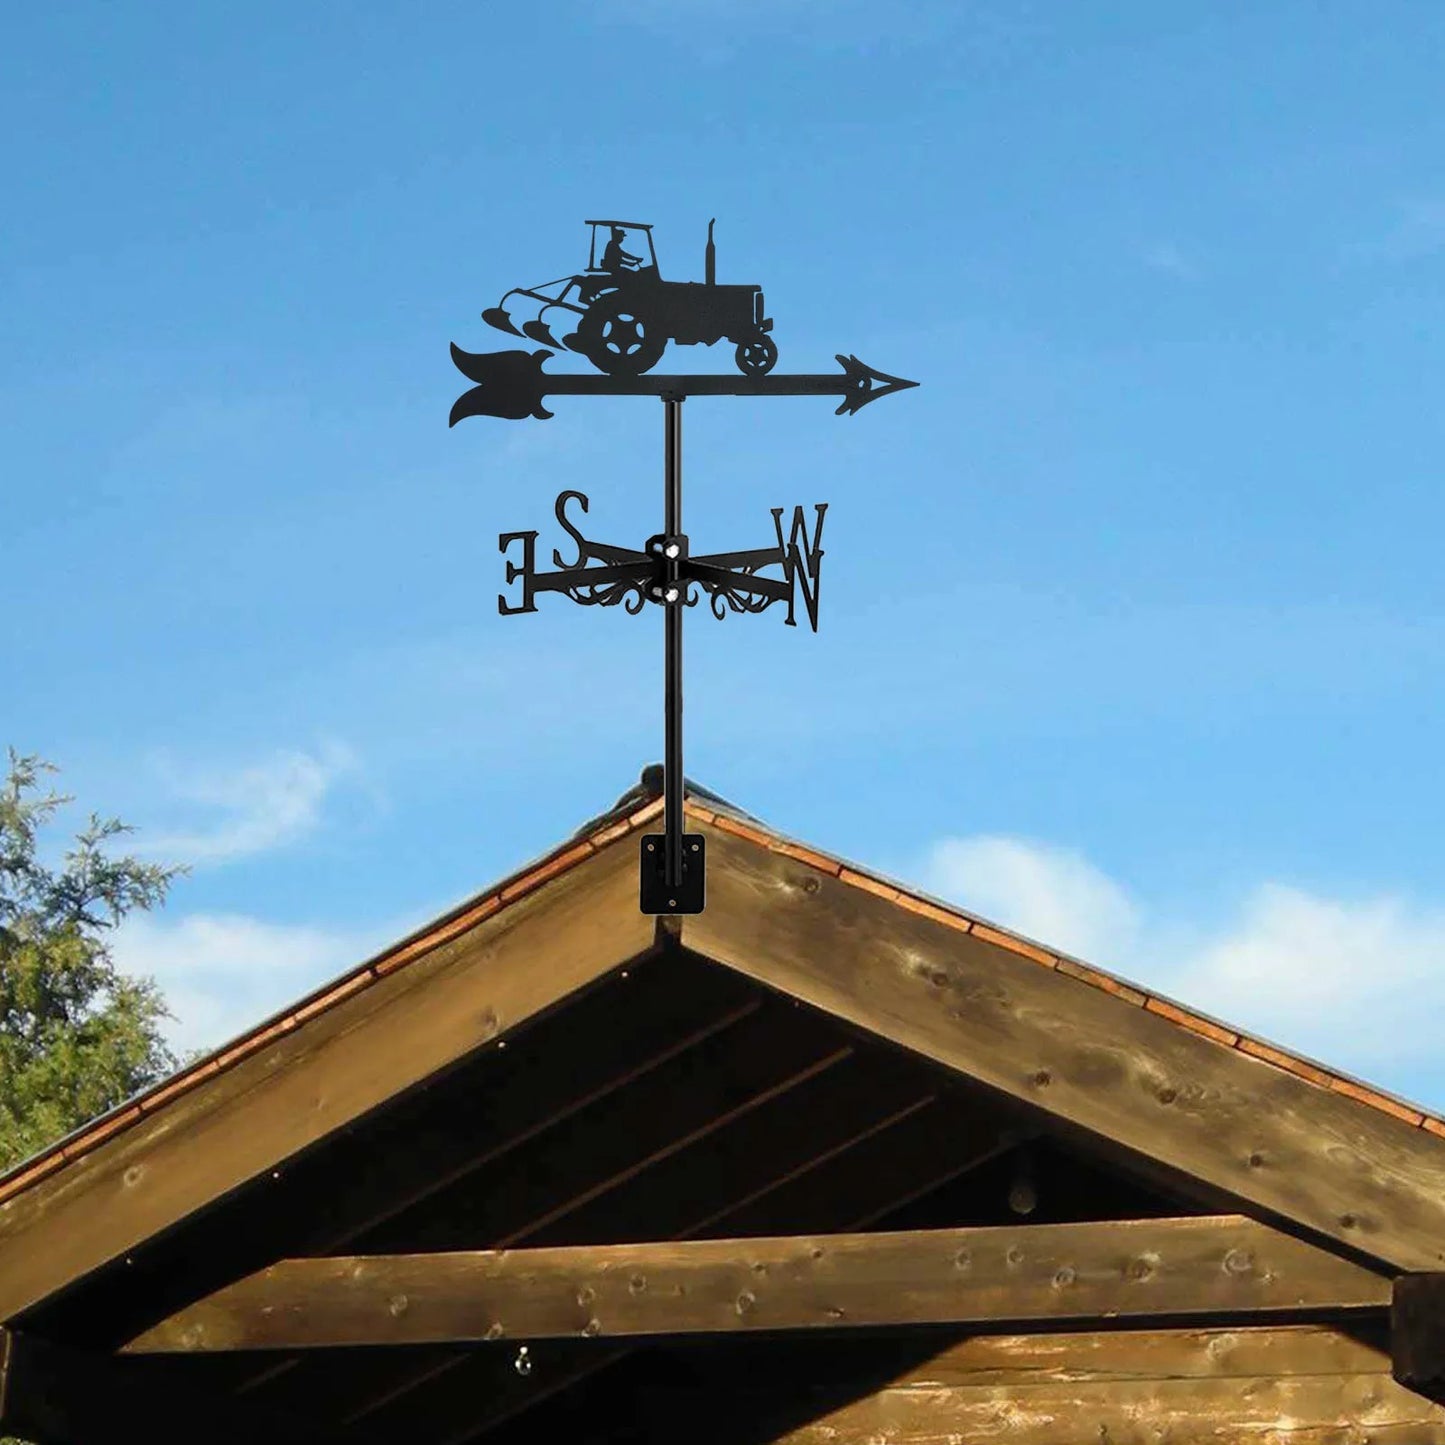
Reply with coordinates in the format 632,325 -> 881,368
2,770 -> 1444,1442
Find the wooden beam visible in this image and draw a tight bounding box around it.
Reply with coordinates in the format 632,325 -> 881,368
1394,1272 -> 1445,1404
126,1215 -> 1387,1353
0,838 -> 654,1322
682,824 -> 1445,1272
0,1327 -> 324,1445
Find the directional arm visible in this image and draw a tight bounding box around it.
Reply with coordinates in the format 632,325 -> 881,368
498,494 -> 827,629
450,346 -> 918,423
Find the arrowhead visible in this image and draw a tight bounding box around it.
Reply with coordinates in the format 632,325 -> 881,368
448,345 -> 554,422
833,355 -> 919,416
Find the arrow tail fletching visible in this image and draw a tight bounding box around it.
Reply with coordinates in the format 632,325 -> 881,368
448,345 -> 555,421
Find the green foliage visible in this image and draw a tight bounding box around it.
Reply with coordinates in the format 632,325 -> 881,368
0,751 -> 184,1172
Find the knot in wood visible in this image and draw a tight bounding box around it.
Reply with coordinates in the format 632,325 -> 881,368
1223,1248 -> 1255,1277
801,876 -> 821,895
388,1293 -> 409,1317
576,1285 -> 596,1307
582,1318 -> 602,1337
735,1290 -> 756,1316
629,1274 -> 647,1294
1052,1266 -> 1076,1289
1128,1254 -> 1156,1282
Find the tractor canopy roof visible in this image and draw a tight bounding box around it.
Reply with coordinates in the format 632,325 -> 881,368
585,218 -> 653,230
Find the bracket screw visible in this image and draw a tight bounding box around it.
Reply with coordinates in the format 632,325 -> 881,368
664,543 -> 680,559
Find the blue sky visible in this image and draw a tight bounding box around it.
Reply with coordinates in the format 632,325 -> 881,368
6,2 -> 1445,1106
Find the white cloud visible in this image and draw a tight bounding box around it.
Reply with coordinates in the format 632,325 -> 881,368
917,835 -> 1445,1089
921,835 -> 1138,963
144,743 -> 356,865
1175,885 -> 1445,1071
112,909 -> 401,1055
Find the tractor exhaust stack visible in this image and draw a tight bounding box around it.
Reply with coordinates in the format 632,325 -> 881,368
705,218 -> 716,286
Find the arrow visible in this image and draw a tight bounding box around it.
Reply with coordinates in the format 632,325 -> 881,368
449,347 -> 918,425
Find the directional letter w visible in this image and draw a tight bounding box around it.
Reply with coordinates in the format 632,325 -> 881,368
771,504 -> 828,631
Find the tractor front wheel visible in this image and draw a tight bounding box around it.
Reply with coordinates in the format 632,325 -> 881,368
735,334 -> 778,377
576,296 -> 666,376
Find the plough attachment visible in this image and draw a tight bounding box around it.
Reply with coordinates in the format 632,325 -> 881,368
482,280 -> 585,354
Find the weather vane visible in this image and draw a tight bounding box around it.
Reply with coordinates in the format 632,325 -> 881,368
450,218 -> 917,914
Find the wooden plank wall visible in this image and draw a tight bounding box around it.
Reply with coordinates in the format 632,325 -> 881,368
755,1326 -> 1445,1445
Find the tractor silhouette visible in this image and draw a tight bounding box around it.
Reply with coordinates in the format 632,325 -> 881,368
481,219 -> 778,378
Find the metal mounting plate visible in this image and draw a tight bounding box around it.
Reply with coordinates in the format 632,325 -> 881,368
639,834 -> 706,915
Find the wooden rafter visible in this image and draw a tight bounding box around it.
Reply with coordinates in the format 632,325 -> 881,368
0,1327 -> 326,1445
359,1087 -> 1027,1445
0,839 -> 655,1322
683,823 -> 1445,1272
126,1216 -> 1387,1353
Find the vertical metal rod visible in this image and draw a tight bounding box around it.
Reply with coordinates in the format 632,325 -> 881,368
664,396 -> 684,889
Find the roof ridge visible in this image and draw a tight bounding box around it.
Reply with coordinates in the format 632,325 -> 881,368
3,771 -> 1440,1211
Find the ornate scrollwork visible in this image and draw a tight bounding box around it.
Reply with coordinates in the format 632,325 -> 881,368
562,579 -> 650,613
699,571 -> 778,620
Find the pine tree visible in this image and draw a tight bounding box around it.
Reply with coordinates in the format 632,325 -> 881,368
0,751 -> 183,1170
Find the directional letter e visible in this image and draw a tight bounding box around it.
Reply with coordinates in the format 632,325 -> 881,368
498,530 -> 539,615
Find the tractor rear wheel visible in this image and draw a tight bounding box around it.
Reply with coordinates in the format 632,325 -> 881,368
735,334 -> 778,377
576,296 -> 666,376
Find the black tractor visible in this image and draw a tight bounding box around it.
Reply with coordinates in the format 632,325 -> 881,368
481,219 -> 778,378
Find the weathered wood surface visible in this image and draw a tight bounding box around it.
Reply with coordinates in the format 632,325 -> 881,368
894,1323 -> 1392,1386
0,1327 -> 325,1445
339,1098 -> 1026,1445
1394,1271 -> 1445,1403
0,840 -> 655,1322
683,825 -> 1445,1272
750,1373 -> 1445,1445
127,1215 -> 1387,1352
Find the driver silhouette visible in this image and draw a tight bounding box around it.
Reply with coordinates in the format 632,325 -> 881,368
600,226 -> 642,273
